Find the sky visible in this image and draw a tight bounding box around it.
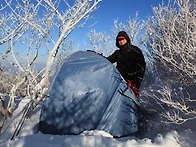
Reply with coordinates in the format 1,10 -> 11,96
34,0 -> 170,64
0,0 -> 170,67
69,0 -> 169,49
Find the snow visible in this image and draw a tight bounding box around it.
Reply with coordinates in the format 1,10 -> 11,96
0,52 -> 195,147
0,95 -> 195,147
0,131 -> 181,147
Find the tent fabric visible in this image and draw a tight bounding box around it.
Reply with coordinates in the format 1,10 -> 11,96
39,51 -> 140,137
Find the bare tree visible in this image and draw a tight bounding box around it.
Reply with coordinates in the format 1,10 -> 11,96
144,0 -> 196,86
143,0 -> 196,124
86,13 -> 146,56
113,13 -> 146,47
87,29 -> 115,56
0,0 -> 102,113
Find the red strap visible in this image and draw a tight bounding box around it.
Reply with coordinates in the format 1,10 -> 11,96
128,80 -> 139,98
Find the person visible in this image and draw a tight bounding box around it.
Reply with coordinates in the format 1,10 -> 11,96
107,31 -> 146,98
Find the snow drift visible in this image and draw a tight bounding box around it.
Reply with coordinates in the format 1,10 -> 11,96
39,51 -> 141,137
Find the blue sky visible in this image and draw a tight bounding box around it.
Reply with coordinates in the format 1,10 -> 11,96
1,0 -> 169,67
69,0 -> 169,48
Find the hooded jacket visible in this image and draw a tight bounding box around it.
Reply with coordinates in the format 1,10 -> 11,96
107,31 -> 146,89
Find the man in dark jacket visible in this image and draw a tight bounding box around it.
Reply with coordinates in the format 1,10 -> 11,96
107,31 -> 146,98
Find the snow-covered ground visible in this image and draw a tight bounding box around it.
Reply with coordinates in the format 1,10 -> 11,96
0,96 -> 195,147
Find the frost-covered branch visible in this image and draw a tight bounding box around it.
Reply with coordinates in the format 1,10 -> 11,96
0,0 -> 102,112
112,13 -> 146,47
142,0 -> 196,125
38,0 -> 102,93
87,29 -> 114,56
9,76 -> 27,113
144,0 -> 196,85
86,13 -> 146,55
141,81 -> 196,125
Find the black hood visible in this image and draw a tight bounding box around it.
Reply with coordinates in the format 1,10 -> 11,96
116,31 -> 131,48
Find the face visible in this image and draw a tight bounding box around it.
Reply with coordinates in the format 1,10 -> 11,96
118,38 -> 127,46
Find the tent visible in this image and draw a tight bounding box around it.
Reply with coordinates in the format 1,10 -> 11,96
39,51 -> 141,137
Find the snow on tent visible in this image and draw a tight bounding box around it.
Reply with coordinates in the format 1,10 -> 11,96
39,51 -> 142,137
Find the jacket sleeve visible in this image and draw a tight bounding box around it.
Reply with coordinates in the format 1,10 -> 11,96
106,50 -> 118,63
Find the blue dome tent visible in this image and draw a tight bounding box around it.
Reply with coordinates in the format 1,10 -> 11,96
39,51 -> 142,137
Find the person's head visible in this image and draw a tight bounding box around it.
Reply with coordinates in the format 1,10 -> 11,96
116,31 -> 131,48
